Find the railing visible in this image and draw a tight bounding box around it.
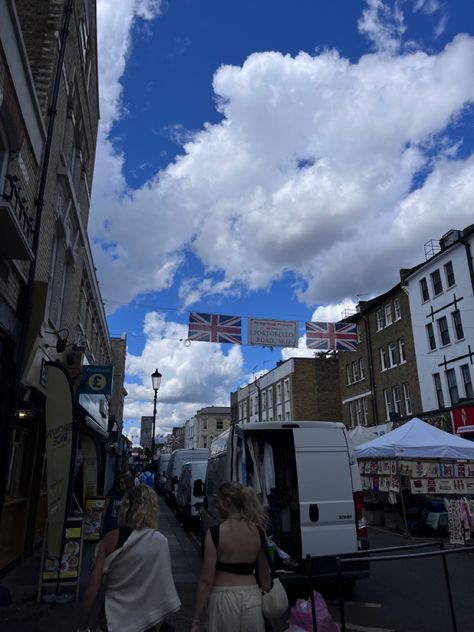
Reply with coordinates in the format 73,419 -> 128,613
2,174 -> 34,247
332,542 -> 474,632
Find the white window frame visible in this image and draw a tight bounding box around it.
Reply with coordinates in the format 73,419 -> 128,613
383,389 -> 393,421
437,316 -> 450,347
284,378 -> 290,401
392,385 -> 401,414
352,360 -> 360,382
433,373 -> 445,409
384,304 -> 393,326
261,391 -> 266,411
444,261 -> 455,288
420,278 -> 430,302
380,347 -> 387,372
276,383 -> 282,404
359,358 -> 364,379
346,364 -> 352,385
388,342 -> 397,368
426,323 -> 436,351
461,364 -> 473,399
402,383 -> 412,415
268,386 -> 273,407
431,269 -> 443,296
394,297 -> 401,321
451,310 -> 464,341
398,338 -> 406,364
376,309 -> 384,331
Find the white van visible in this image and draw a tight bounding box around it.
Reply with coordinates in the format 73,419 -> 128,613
165,448 -> 209,507
202,421 -> 369,585
176,460 -> 207,529
156,453 -> 172,495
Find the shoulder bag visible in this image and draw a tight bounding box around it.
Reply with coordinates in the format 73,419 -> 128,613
261,536 -> 289,621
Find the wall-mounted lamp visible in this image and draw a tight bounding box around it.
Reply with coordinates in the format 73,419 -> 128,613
15,409 -> 37,420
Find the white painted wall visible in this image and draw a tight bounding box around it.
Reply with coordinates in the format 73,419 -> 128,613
405,231 -> 474,411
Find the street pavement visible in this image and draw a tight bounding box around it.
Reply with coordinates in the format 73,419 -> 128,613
0,496 -> 202,631
1,504 -> 473,632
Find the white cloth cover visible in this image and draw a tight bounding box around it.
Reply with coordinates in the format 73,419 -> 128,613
355,417 -> 474,460
348,425 -> 377,447
103,528 -> 181,632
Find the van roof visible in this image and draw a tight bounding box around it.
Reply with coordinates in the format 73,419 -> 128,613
242,421 -> 346,431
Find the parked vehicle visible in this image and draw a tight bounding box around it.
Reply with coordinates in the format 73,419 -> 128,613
165,448 -> 209,507
202,421 -> 369,586
156,453 -> 172,495
176,460 -> 207,529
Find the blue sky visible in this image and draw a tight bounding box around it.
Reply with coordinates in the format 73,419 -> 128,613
91,0 -> 474,441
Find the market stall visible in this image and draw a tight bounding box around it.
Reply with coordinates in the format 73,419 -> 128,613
348,425 -> 377,447
354,418 -> 474,543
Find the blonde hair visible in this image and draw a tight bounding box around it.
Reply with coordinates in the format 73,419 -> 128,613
118,484 -> 159,530
218,481 -> 266,529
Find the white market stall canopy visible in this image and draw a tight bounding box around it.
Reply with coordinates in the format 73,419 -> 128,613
348,425 -> 377,447
355,417 -> 474,460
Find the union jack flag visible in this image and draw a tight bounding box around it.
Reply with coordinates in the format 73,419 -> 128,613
188,312 -> 242,344
305,321 -> 358,351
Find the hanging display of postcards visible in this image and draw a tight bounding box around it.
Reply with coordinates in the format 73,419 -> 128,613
358,459 -> 474,495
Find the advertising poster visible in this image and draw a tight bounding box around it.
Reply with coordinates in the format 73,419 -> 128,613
44,363 -> 74,558
247,318 -> 299,348
452,405 -> 474,435
83,497 -> 106,541
140,416 -> 153,448
40,517 -> 83,598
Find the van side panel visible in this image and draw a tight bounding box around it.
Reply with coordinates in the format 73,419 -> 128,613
293,427 -> 358,556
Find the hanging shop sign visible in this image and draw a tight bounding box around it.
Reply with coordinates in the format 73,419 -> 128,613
452,406 -> 474,435
247,318 -> 299,348
79,365 -> 113,395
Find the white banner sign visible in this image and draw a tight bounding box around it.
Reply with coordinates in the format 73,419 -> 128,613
247,318 -> 299,348
140,416 -> 153,448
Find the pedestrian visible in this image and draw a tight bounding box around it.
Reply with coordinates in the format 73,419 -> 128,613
140,465 -> 155,487
130,466 -> 140,486
191,481 -> 272,632
78,484 -> 181,632
101,473 -> 134,538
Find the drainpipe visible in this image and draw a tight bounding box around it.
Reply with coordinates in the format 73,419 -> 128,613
0,0 -> 75,518
461,237 -> 474,294
362,313 -> 380,424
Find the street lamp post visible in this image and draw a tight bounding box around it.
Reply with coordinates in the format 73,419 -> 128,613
151,368 -> 162,461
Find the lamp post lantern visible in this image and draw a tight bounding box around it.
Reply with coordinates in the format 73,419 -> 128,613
151,368 -> 162,460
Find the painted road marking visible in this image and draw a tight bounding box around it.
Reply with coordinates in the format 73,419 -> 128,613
328,600 -> 382,608
345,625 -> 394,632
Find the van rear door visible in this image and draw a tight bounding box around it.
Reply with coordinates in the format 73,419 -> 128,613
293,425 -> 358,557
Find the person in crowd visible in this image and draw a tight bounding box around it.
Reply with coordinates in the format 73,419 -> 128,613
140,465 -> 155,487
101,473 -> 134,538
129,466 -> 140,486
191,481 -> 271,632
78,485 -> 180,632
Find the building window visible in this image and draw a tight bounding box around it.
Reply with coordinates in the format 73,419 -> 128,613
444,261 -> 455,287
437,316 -> 450,346
384,304 -> 393,326
376,309 -> 384,331
362,397 -> 369,426
402,383 -> 412,415
284,378 -> 290,400
356,324 -> 361,343
426,323 -> 436,351
445,368 -> 459,405
203,419 -> 208,430
383,389 -> 393,421
216,419 -> 223,430
261,391 -> 266,410
433,373 -> 445,408
352,360 -> 360,382
285,410 -> 290,421
359,358 -> 364,379
398,338 -> 406,363
394,298 -> 401,321
431,269 -> 443,296
346,364 -> 352,385
388,342 -> 397,368
420,278 -> 430,302
355,398 -> 363,425
243,401 -> 247,418
348,401 -> 356,428
277,413 -> 282,421
238,403 -> 243,420
268,387 -> 273,407
461,365 -> 473,399
392,385 -> 401,414
276,383 -> 282,404
380,347 -> 387,371
451,310 -> 464,340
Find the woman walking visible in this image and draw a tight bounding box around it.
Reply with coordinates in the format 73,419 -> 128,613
191,481 -> 271,632
78,485 -> 180,632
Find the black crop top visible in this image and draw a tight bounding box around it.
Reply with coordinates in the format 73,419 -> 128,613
209,524 -> 266,575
